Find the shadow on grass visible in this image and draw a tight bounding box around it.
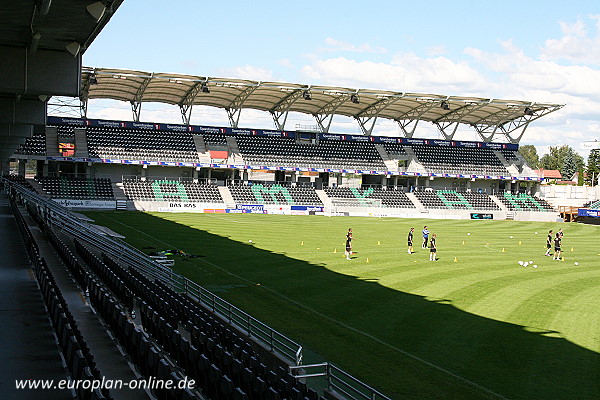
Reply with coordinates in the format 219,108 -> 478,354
87,211 -> 600,400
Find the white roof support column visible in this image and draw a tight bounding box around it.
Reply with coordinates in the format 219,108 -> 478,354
178,80 -> 205,125
130,74 -> 152,122
313,95 -> 349,133
225,84 -> 259,128
395,99 -> 436,138
354,96 -> 400,136
269,90 -> 304,131
433,101 -> 491,141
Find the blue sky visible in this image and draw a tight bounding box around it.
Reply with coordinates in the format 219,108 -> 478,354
81,0 -> 600,158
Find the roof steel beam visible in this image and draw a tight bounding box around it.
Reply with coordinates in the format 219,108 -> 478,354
130,73 -> 153,122
472,103 -> 564,143
394,99 -> 438,138
353,95 -> 402,136
225,84 -> 260,128
433,101 -> 491,141
269,89 -> 305,131
178,80 -> 206,125
313,94 -> 349,133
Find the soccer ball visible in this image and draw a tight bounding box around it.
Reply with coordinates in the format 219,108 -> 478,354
467,233 -> 470,236
529,261 -> 533,264
518,261 -> 524,266
535,232 -> 538,235
533,265 -> 538,268
249,240 -> 253,243
574,262 -> 579,266
509,236 -> 513,239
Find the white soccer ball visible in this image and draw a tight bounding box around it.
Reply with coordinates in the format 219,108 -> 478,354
523,262 -> 529,266
518,261 -> 524,266
509,236 -> 513,239
574,262 -> 579,266
535,232 -> 538,235
529,261 -> 533,264
533,265 -> 538,268
467,233 -> 471,236
249,240 -> 253,243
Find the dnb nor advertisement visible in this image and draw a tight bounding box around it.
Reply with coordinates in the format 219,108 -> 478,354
53,199 -> 116,209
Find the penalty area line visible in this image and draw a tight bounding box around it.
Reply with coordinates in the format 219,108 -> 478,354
100,215 -> 509,400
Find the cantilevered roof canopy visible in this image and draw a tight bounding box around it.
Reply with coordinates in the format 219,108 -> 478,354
80,67 -> 564,143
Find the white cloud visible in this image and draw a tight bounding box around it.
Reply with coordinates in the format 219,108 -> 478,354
216,65 -> 273,81
302,54 -> 487,94
322,37 -> 387,54
540,16 -> 600,66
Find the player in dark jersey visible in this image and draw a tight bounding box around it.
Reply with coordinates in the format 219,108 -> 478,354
553,232 -> 562,260
545,230 -> 553,256
345,228 -> 353,260
429,233 -> 437,261
407,227 -> 414,254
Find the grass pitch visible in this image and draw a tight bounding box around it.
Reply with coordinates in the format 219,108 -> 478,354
84,211 -> 600,400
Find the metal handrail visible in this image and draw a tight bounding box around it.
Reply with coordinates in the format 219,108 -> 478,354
3,177 -> 396,398
2,177 -> 303,366
290,363 -> 391,400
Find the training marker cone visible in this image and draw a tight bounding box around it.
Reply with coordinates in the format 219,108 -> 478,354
377,241 -> 381,246
462,240 -> 465,245
454,257 -> 458,262
571,247 -> 574,252
501,248 -> 505,252
519,241 -> 522,245
366,258 -> 369,263
301,241 -> 304,246
561,258 -> 565,262
333,248 -> 337,253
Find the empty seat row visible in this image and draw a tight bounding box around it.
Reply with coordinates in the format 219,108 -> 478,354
36,176 -> 114,199
324,187 -> 416,208
229,183 -> 323,206
497,192 -> 555,212
10,199 -> 110,400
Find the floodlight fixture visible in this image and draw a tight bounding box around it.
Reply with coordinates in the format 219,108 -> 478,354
350,93 -> 360,104
201,82 -> 210,93
86,1 -> 106,22
303,90 -> 312,100
440,100 -> 450,110
89,74 -> 98,85
524,107 -> 534,116
65,41 -> 81,56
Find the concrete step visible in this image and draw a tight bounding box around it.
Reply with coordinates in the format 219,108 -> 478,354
218,186 -> 236,208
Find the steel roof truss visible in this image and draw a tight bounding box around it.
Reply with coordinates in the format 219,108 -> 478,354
269,89 -> 305,131
313,94 -> 349,133
225,84 -> 260,128
178,80 -> 205,125
130,74 -> 153,122
433,101 -> 490,141
395,99 -> 437,138
354,96 -> 401,136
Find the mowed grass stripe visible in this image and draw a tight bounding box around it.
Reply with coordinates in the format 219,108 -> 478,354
84,211 -> 600,400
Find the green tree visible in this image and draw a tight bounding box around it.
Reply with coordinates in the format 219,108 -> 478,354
539,145 -> 584,180
587,149 -> 600,185
518,144 -> 539,169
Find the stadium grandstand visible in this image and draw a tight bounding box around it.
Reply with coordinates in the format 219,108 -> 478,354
3,2 -> 600,400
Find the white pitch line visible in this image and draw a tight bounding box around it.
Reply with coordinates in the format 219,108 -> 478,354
102,215 -> 508,400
